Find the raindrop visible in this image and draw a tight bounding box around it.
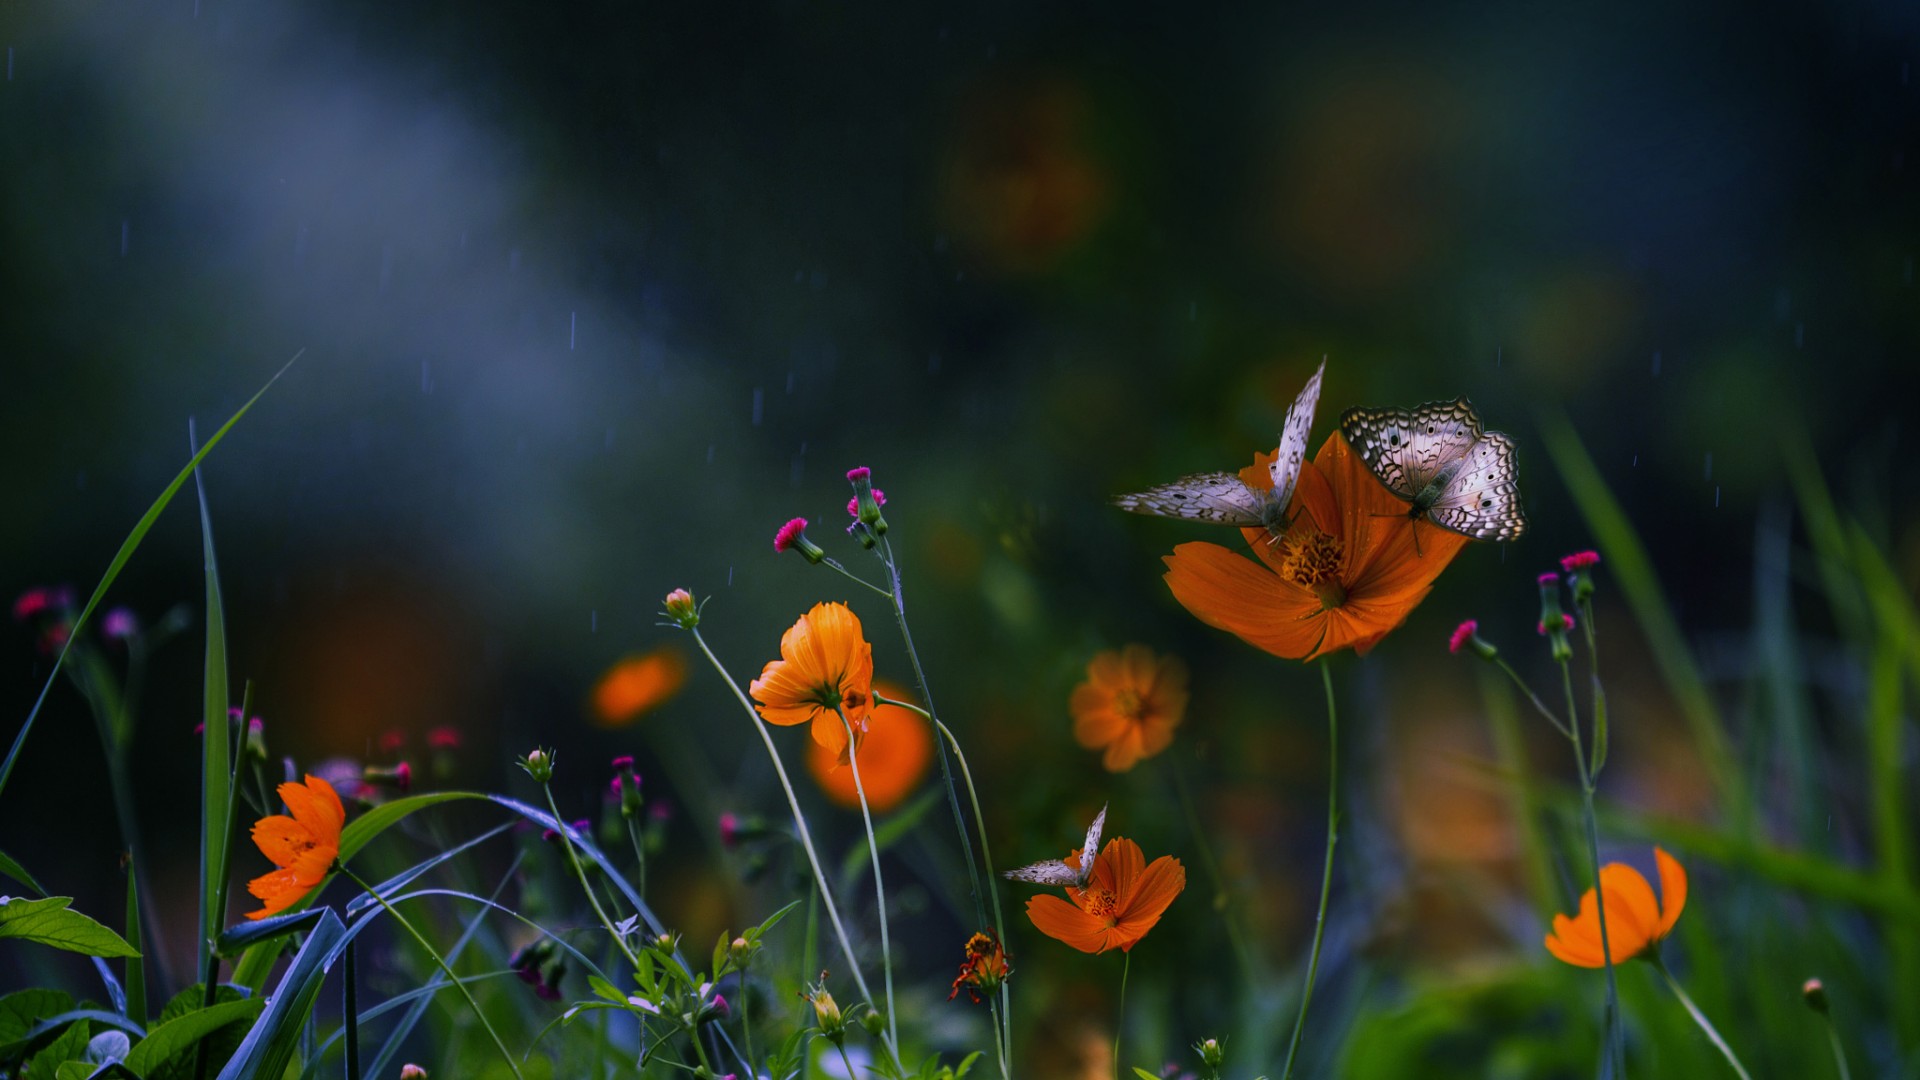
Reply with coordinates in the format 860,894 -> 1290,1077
1794,322 -> 1804,348
1774,287 -> 1791,321
751,388 -> 764,425
706,443 -> 715,463
786,371 -> 795,392
459,231 -> 468,250
120,220 -> 129,256
570,312 -> 577,350
379,246 -> 393,291
1651,351 -> 1662,376
295,224 -> 308,259
5,47 -> 12,81
75,470 -> 86,490
509,248 -> 521,272
604,427 -> 614,450
1189,301 -> 1197,322
516,438 -> 526,454
421,360 -> 433,393
591,610 -> 598,632
1632,454 -> 1638,467
1496,345 -> 1503,368
928,353 -> 942,373
790,454 -> 805,487
728,566 -> 735,586
1715,486 -> 1721,507
1703,452 -> 1713,481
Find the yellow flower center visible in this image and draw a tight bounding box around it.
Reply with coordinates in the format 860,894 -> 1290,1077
1113,688 -> 1148,721
1281,530 -> 1347,610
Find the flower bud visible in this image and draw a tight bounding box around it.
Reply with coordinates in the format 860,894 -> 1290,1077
243,717 -> 269,761
519,747 -> 555,783
772,518 -> 826,564
859,1008 -> 885,1038
1561,550 -> 1601,603
729,935 -> 759,968
1195,1037 -> 1225,1068
1803,977 -> 1829,1015
1537,574 -> 1573,661
663,588 -> 700,629
399,1066 -> 428,1080
612,756 -> 643,816
803,976 -> 847,1043
365,762 -> 411,793
846,466 -> 888,535
1447,620 -> 1499,661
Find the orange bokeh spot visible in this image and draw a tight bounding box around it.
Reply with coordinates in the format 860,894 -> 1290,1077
805,681 -> 933,813
591,648 -> 688,727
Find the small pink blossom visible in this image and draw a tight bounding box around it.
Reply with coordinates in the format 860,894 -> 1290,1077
101,607 -> 138,640
427,726 -> 461,750
1448,620 -> 1478,655
845,466 -> 871,482
1537,614 -> 1576,635
846,489 -> 887,517
773,517 -> 808,553
1536,572 -> 1560,586
1561,550 -> 1602,571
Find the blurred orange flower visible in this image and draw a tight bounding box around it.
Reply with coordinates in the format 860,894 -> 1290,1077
244,774 -> 345,920
1545,848 -> 1688,967
1162,432 -> 1467,660
1070,645 -> 1187,772
749,602 -> 873,763
591,647 -> 688,726
1025,837 -> 1184,954
806,680 -> 932,812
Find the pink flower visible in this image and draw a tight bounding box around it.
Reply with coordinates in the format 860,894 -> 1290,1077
1560,550 -> 1601,572
378,730 -> 406,754
774,518 -> 808,552
719,811 -> 740,848
611,755 -> 634,770
846,489 -> 887,517
101,607 -> 138,640
1448,620 -> 1478,655
1537,614 -> 1575,635
846,466 -> 871,482
427,726 -> 461,750
1536,572 -> 1560,586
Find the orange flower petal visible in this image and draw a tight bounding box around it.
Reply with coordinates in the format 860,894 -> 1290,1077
1027,894 -> 1116,954
1094,837 -> 1145,896
1099,729 -> 1145,772
1113,855 -> 1186,951
591,649 -> 688,726
1162,542 -> 1326,658
280,776 -> 345,843
1654,848 -> 1688,937
1599,862 -> 1660,947
250,816 -> 313,869
1544,928 -> 1606,968
805,683 -> 932,812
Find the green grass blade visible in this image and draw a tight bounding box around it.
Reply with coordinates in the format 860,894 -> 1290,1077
195,440 -> 233,992
0,849 -> 44,895
123,855 -> 145,1026
213,909 -> 347,1080
0,351 -> 301,804
1536,410 -> 1744,815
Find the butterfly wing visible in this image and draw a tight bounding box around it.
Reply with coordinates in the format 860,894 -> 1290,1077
1427,432 -> 1528,540
1267,359 -> 1325,514
1113,473 -> 1266,526
1075,803 -> 1108,888
1003,860 -> 1084,886
1342,399 -> 1484,501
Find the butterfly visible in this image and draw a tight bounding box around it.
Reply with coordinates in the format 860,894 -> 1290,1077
1002,803 -> 1107,890
1112,359 -> 1325,540
1338,398 -> 1527,543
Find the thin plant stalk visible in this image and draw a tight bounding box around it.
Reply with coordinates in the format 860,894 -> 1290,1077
1652,954 -> 1752,1080
837,706 -> 900,1060
1112,950 -> 1132,1080
687,630 -> 878,1008
542,786 -> 643,973
340,866 -> 524,1080
1166,754 -> 1257,986
1280,660 -> 1341,1080
1817,1010 -> 1852,1080
1562,659 -> 1625,1075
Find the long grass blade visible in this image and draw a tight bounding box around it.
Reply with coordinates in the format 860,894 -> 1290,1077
0,350 -> 300,803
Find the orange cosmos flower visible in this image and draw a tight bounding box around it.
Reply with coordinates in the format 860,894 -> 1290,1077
1025,837 -> 1185,954
1162,431 -> 1468,661
749,601 -> 874,763
1070,645 -> 1188,772
805,680 -> 932,812
1545,848 -> 1688,967
591,647 -> 688,726
244,774 -> 346,920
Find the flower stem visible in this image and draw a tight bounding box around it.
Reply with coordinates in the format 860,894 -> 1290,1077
1166,754 -> 1258,987
1820,1014 -> 1852,1080
687,631 -> 878,1017
822,557 -> 895,600
1281,659 -> 1341,1080
340,866 -> 524,1080
837,706 -> 900,1063
543,786 -> 643,973
1653,953 -> 1752,1079
927,713 -> 1014,1079
1492,655 -> 1573,738
1112,950 -> 1132,1080
1561,659 -> 1625,1077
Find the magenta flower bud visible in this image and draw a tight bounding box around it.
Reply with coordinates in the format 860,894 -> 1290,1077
101,607 -> 139,641
773,518 -> 827,564
846,466 -> 888,534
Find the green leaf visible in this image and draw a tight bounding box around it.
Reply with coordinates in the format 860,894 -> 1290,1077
1588,675 -> 1609,776
26,1019 -> 88,1080
0,989 -> 76,1059
196,456 -> 234,976
838,786 -> 944,885
0,850 -> 44,895
1133,1070 -> 1162,1080
0,898 -> 139,958
0,351 -> 301,803
124,998 -> 262,1077
122,853 -> 144,1029
587,976 -> 624,1005
214,909 -> 346,1080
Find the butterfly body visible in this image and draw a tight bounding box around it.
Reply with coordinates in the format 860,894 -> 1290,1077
1113,360 -> 1325,539
1340,397 -> 1527,543
1004,803 -> 1107,890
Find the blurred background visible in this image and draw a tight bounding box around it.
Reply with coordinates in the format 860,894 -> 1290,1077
4,0 -> 1917,1075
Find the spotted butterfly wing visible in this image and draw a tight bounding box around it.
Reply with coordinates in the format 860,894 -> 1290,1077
1003,803 -> 1107,890
1113,360 -> 1325,537
1340,398 -> 1527,542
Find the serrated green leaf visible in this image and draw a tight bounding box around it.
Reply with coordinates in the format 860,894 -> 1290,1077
0,898 -> 139,958
587,976 -> 624,1004
124,998 -> 262,1077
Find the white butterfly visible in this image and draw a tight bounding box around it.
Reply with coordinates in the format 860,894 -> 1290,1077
1112,360 -> 1325,539
1002,803 -> 1107,890
1338,398 -> 1527,543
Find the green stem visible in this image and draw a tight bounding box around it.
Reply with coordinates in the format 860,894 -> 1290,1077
742,974 -> 754,1074
1653,954 -> 1751,1079
821,557 -> 895,599
1167,754 -> 1257,986
1562,659 -> 1624,1077
1820,1014 -> 1852,1080
926,713 -> 1015,1079
688,629 -> 877,1008
1492,655 -> 1573,739
542,786 -> 643,973
837,706 -> 900,1064
1112,950 -> 1132,1080
340,866 -> 524,1080
687,1020 -> 714,1074
1281,660 -> 1340,1080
